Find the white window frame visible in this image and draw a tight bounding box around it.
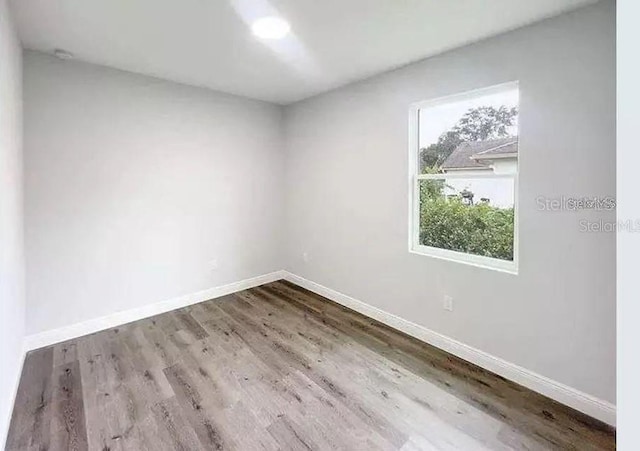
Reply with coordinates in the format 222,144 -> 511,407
408,82 -> 519,274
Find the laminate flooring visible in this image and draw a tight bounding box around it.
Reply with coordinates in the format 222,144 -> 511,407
5,280 -> 615,450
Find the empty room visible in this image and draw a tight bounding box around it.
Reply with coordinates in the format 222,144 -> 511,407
1,0 -> 635,449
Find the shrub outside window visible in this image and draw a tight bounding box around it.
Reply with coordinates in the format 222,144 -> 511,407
408,82 -> 519,273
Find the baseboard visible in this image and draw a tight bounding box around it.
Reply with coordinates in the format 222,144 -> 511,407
282,271 -> 616,426
23,270 -> 286,351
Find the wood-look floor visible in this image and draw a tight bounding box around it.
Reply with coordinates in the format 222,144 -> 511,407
6,280 -> 614,450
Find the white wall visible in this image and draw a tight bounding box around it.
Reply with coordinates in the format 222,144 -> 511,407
24,52 -> 285,334
0,0 -> 24,443
617,0 -> 640,444
284,0 -> 615,405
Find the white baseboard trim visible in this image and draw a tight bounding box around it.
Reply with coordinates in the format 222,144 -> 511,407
23,270 -> 286,351
282,271 -> 616,426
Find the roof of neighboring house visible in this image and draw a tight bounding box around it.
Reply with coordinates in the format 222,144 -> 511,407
441,137 -> 518,170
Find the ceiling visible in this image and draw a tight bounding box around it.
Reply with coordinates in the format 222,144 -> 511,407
12,0 -> 597,104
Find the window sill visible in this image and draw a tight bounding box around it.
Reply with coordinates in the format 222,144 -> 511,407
409,244 -> 518,275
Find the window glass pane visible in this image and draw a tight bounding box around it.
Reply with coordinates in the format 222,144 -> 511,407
419,177 -> 515,261
418,86 -> 519,175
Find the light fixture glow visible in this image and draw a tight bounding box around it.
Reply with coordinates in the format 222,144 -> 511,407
251,16 -> 290,40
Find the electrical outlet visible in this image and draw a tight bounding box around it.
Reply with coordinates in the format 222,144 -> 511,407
443,295 -> 454,312
302,252 -> 310,263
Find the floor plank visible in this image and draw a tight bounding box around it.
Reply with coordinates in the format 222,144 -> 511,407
5,280 -> 615,450
49,361 -> 88,451
6,347 -> 54,451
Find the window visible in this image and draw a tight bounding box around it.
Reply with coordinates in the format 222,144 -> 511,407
408,82 -> 519,273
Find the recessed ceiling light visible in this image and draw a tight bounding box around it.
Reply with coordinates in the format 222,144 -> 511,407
251,17 -> 290,40
53,48 -> 74,60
